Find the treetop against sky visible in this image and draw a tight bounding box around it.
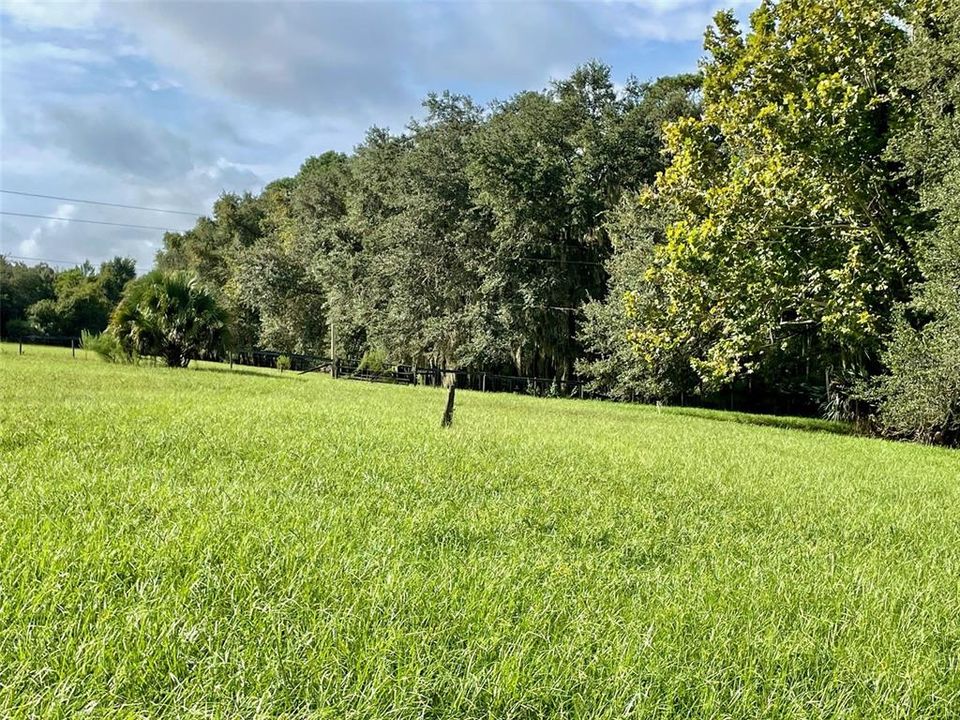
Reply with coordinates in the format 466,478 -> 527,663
0,0 -> 751,270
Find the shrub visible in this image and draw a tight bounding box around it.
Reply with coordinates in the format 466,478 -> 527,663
357,348 -> 388,374
276,354 -> 291,373
80,330 -> 132,364
5,318 -> 35,339
870,315 -> 960,445
111,271 -> 234,368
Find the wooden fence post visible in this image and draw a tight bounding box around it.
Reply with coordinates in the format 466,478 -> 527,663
71,339 -> 75,358
441,383 -> 456,427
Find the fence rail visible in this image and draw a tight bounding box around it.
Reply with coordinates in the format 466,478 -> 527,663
10,334 -> 79,348
8,335 -> 825,416
8,334 -> 601,401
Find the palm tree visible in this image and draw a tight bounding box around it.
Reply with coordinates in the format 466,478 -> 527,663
111,271 -> 233,367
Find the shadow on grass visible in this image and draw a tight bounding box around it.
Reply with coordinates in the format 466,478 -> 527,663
190,364 -> 301,381
664,405 -> 857,437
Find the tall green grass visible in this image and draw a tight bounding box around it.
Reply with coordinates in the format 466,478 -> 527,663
1,343 -> 958,718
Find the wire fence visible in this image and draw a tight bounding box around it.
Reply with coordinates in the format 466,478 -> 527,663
8,334 -> 603,401
240,349 -> 595,399
7,334 -> 836,419
12,334 -> 79,348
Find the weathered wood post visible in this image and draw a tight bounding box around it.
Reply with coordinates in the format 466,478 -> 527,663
19,339 -> 23,355
71,338 -> 75,358
441,380 -> 456,428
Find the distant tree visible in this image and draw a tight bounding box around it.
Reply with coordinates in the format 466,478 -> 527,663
467,62 -> 640,384
156,193 -> 264,289
576,73 -> 703,399
22,299 -> 57,335
97,257 -> 137,305
233,153 -> 351,354
110,271 -> 233,368
28,283 -> 111,337
147,65 -> 706,383
235,242 -> 327,353
156,193 -> 264,347
350,93 -> 491,368
579,198 -> 701,402
25,261 -> 112,337
0,257 -> 55,336
336,127 -> 410,359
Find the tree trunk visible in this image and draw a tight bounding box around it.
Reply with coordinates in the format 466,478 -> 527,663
164,345 -> 189,368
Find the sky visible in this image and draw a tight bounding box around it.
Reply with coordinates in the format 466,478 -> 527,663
0,0 -> 755,272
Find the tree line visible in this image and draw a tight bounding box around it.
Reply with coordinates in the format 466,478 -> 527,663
151,65 -> 702,386
2,0 -> 957,445
1,257 -> 135,338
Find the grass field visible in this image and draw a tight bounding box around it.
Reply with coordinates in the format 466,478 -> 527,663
1,343 -> 958,719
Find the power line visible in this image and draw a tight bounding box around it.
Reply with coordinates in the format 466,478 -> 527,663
2,254 -> 90,267
0,189 -> 202,217
0,211 -> 176,232
0,193 -> 607,267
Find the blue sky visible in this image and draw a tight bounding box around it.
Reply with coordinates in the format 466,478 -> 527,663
0,0 -> 754,271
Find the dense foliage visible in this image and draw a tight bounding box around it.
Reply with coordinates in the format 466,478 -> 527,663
0,256 -> 134,338
870,0 -> 960,443
604,0 -> 918,417
110,271 -> 233,368
154,67 -> 703,384
80,328 -> 132,364
589,0 -> 957,438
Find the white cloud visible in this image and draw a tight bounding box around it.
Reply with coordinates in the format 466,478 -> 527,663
2,0 -> 101,30
99,1 -> 614,119
12,99 -> 198,181
95,1 -> 751,119
105,2 -> 416,119
0,38 -> 112,65
17,202 -> 77,257
597,0 -> 758,42
146,78 -> 180,92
